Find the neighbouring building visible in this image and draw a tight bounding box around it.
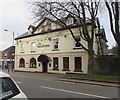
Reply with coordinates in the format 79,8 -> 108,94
15,15 -> 108,74
95,28 -> 108,56
0,51 -> 2,67
1,46 -> 15,69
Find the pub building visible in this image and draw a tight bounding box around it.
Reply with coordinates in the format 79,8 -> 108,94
15,15 -> 107,74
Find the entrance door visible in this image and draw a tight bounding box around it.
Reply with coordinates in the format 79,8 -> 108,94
42,62 -> 48,73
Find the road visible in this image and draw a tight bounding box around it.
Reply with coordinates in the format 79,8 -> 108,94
2,70 -> 119,99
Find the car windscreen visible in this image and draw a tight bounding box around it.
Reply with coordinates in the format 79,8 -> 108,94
0,77 -> 20,100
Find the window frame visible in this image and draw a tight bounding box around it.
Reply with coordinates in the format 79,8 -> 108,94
62,57 -> 70,71
52,57 -> 59,70
74,57 -> 82,72
74,36 -> 82,49
20,44 -> 24,53
31,42 -> 36,52
53,39 -> 59,50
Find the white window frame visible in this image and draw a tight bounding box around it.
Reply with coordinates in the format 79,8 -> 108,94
53,39 -> 59,50
66,18 -> 73,25
74,36 -> 82,48
21,44 -> 24,53
31,42 -> 36,52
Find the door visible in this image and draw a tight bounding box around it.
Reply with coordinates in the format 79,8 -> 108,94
42,62 -> 48,73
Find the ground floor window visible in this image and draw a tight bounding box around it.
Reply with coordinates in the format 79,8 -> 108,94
53,57 -> 59,70
19,58 -> 25,67
63,57 -> 69,71
30,58 -> 36,68
74,57 -> 82,72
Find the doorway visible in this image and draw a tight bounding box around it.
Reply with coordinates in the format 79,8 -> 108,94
37,54 -> 49,73
42,62 -> 48,73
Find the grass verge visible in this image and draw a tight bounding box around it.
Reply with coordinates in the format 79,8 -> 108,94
64,74 -> 120,82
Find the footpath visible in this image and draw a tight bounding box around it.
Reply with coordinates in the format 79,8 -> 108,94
60,77 -> 120,88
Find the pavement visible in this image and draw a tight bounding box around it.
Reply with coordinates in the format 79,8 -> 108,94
1,68 -> 120,88
60,78 -> 120,88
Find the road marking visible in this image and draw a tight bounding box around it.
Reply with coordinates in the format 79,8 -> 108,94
40,86 -> 109,98
15,81 -> 22,84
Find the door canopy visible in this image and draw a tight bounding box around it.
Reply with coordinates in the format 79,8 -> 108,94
37,55 -> 49,62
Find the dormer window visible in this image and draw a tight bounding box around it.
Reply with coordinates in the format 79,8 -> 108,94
66,18 -> 73,25
28,25 -> 35,34
28,29 -> 33,34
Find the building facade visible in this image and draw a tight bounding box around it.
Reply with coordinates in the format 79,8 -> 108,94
0,51 -> 2,67
15,16 -> 107,74
0,46 -> 15,69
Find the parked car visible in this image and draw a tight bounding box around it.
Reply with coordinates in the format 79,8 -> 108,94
0,71 -> 27,100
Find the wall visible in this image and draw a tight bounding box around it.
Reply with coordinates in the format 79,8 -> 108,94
94,56 -> 120,75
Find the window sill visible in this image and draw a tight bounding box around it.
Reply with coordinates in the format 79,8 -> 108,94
74,70 -> 83,72
52,69 -> 59,71
52,49 -> 59,51
20,52 -> 25,53
31,51 -> 36,53
29,67 -> 37,68
62,69 -> 70,71
73,47 -> 82,50
19,66 -> 25,67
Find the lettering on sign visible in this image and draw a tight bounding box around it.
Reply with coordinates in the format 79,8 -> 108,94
38,44 -> 50,48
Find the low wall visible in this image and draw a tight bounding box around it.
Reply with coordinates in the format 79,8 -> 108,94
94,56 -> 120,75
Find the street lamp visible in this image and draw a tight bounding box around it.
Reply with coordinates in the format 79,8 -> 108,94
4,29 -> 14,46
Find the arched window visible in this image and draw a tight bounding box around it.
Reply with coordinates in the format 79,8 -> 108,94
30,58 -> 36,68
19,58 -> 25,67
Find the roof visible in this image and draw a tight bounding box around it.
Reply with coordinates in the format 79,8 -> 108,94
15,32 -> 29,39
15,14 -> 96,40
32,17 -> 64,33
2,46 -> 15,54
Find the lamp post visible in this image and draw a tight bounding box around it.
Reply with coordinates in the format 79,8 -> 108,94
4,29 -> 14,46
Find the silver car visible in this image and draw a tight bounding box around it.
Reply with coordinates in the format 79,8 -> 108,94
0,71 -> 27,100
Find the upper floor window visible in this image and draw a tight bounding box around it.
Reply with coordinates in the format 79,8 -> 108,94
48,22 -> 51,30
74,36 -> 82,48
41,26 -> 45,32
53,39 -> 59,50
31,42 -> 35,52
66,18 -> 73,25
21,44 -> 24,53
28,28 -> 33,34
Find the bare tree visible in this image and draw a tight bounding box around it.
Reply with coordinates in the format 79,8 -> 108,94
28,1 -> 100,74
105,0 -> 120,56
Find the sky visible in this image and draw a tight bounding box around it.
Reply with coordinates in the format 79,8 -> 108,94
0,0 -> 116,51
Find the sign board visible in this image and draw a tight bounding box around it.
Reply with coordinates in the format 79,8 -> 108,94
0,59 -> 14,61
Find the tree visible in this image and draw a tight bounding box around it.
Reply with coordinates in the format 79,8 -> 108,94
28,1 -> 100,74
111,44 -> 118,55
105,0 -> 120,56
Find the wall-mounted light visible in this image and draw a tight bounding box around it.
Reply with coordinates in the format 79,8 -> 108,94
48,38 -> 51,41
64,35 -> 67,38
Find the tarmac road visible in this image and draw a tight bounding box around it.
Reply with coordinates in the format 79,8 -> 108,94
7,71 -> 119,99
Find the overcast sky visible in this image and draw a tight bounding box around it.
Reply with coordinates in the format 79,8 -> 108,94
0,0 -> 116,51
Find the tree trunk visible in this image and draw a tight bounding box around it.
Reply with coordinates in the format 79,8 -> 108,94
118,44 -> 120,56
87,44 -> 95,75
